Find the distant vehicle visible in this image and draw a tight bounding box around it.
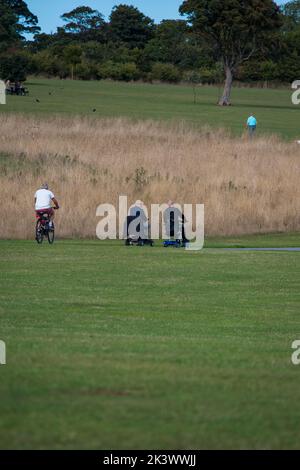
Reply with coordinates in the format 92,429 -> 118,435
163,240 -> 187,248
6,81 -> 29,96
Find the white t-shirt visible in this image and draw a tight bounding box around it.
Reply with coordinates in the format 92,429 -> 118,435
35,189 -> 55,210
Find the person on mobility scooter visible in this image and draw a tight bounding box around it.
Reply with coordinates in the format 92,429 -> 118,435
163,201 -> 189,248
125,200 -> 154,247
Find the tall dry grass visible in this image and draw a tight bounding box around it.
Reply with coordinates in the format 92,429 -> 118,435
0,114 -> 299,239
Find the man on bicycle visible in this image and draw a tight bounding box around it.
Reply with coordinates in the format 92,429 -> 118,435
35,183 -> 59,228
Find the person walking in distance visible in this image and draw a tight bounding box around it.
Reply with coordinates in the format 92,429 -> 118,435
246,114 -> 257,138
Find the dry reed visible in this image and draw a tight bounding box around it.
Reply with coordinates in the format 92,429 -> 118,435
0,114 -> 299,239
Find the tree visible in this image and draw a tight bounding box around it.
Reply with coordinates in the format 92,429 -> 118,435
30,33 -> 55,51
143,19 -> 212,71
0,0 -> 39,82
0,52 -> 33,81
0,1 -> 19,51
109,4 -> 154,49
63,45 -> 83,79
3,0 -> 39,36
277,26 -> 300,81
281,1 -> 300,32
180,0 -> 282,105
150,63 -> 182,83
0,0 -> 40,52
61,5 -> 107,42
144,20 -> 187,64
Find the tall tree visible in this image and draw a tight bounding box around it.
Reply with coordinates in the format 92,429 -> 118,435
109,4 -> 154,49
61,5 -> 106,42
0,1 -> 18,50
3,0 -> 39,37
281,0 -> 300,31
143,19 -> 209,70
0,52 -> 33,81
146,20 -> 188,64
180,0 -> 282,105
63,44 -> 82,79
0,0 -> 39,52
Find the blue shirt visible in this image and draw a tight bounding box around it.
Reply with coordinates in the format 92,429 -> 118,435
247,116 -> 257,127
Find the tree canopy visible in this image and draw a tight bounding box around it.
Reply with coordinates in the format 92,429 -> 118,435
281,0 -> 300,31
180,0 -> 283,104
2,0 -> 300,88
61,6 -> 106,42
2,0 -> 40,37
0,0 -> 40,54
109,4 -> 155,48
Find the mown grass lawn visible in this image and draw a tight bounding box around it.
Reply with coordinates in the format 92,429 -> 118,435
0,235 -> 299,449
1,79 -> 300,139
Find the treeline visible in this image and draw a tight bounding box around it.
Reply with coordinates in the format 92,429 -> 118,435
1,0 -> 300,86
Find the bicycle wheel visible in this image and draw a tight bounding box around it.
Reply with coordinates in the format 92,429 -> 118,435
47,224 -> 55,244
36,221 -> 44,244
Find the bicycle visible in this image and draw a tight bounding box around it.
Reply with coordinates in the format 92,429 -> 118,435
35,208 -> 58,244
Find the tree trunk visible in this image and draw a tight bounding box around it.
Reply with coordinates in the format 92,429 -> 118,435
219,66 -> 233,106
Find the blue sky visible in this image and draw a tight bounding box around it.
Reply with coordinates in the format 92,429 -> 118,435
27,0 -> 289,34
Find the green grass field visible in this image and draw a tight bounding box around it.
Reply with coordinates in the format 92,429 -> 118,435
1,79 -> 300,139
1,78 -> 300,449
0,234 -> 299,449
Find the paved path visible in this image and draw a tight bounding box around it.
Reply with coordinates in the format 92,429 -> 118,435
220,248 -> 300,252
